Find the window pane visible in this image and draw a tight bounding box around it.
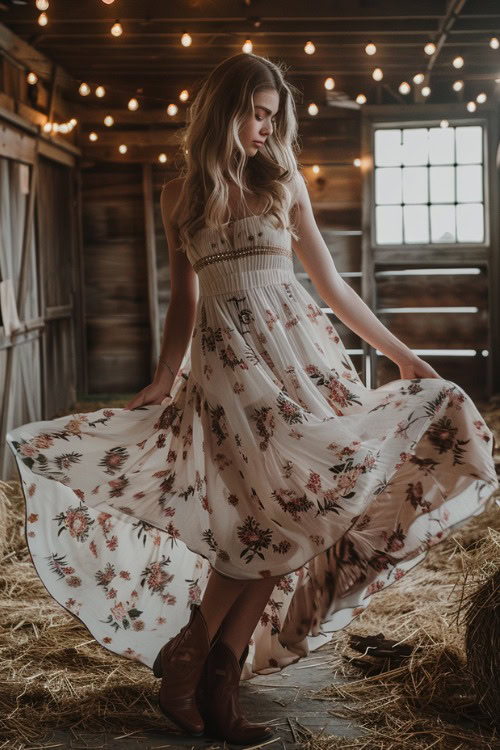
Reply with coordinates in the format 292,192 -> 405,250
457,165 -> 483,202
374,129 -> 402,166
403,205 -> 429,243
375,167 -> 402,204
376,205 -> 403,244
430,205 -> 456,243
429,127 -> 455,165
429,166 -> 455,203
456,125 -> 482,164
456,203 -> 484,242
402,128 -> 428,165
402,167 -> 428,203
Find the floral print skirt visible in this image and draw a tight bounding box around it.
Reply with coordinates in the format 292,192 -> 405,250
6,268 -> 499,676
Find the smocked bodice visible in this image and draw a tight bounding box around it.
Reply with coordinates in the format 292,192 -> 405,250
186,215 -> 295,296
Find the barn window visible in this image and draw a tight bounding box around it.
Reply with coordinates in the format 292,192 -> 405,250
374,125 -> 485,245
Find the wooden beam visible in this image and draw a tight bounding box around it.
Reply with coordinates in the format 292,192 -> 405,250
142,163 -> 160,377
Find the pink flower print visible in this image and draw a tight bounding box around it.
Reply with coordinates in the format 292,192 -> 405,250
63,566 -> 75,575
306,303 -> 322,324
98,512 -> 112,533
73,489 -> 85,502
28,513 -> 39,523
162,506 -> 176,517
288,429 -> 303,440
90,540 -> 98,558
166,522 -> 180,539
188,584 -> 202,603
27,483 -> 37,497
310,534 -> 325,546
103,636 -> 112,643
27,531 -> 35,538
366,580 -> 385,595
446,389 -> 465,410
65,418 -> 84,435
119,570 -> 131,579
337,471 -> 357,493
65,509 -> 88,538
19,442 -> 38,457
394,568 -> 406,581
233,382 -> 245,394
103,409 -> 115,417
265,309 -> 279,331
67,576 -> 82,587
306,471 -> 322,494
106,588 -> 117,599
33,433 -> 54,450
111,602 -> 127,622
325,324 -> 340,343
157,616 -> 166,625
133,620 -> 145,631
106,535 -> 118,551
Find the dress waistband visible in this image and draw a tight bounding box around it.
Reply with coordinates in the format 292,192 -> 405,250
198,265 -> 295,297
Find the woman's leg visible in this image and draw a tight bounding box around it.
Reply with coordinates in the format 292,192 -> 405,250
220,576 -> 280,660
198,568 -> 249,641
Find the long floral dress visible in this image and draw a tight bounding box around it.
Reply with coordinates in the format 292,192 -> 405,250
6,214 -> 499,677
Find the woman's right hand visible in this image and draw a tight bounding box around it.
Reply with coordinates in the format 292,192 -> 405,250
123,376 -> 174,411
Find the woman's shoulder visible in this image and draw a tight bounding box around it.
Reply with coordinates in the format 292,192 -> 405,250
161,177 -> 187,225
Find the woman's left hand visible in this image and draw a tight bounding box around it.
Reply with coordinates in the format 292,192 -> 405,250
397,353 -> 443,381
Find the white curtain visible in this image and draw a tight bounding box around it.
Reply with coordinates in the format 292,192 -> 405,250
0,157 -> 42,479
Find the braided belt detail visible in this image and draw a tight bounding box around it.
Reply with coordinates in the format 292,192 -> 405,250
192,244 -> 293,273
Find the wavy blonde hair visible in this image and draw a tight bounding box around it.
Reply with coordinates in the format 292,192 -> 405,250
169,53 -> 304,256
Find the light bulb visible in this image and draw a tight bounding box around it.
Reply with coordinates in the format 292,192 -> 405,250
104,115 -> 114,126
365,42 -> 376,55
356,93 -> 367,104
304,41 -> 315,55
308,102 -> 319,116
372,67 -> 383,81
111,21 -> 123,37
51,123 -> 59,133
476,92 -> 487,103
79,82 -> 90,96
36,0 -> 49,10
158,153 -> 167,163
490,37 -> 499,49
467,101 -> 477,112
353,158 -> 361,167
167,103 -> 178,116
422,86 -> 431,97
179,89 -> 189,101
242,39 -> 253,53
399,81 -> 411,94
101,0 -> 115,3
89,132 -> 98,141
43,122 -> 52,133
70,118 -> 77,126
38,12 -> 48,26
424,42 -> 436,55
413,73 -> 425,84
440,119 -> 449,128
119,144 -> 128,154
324,77 -> 335,90
58,123 -> 69,134
95,86 -> 106,98
312,165 -> 320,174
453,80 -> 464,91
128,98 -> 139,111
181,32 -> 192,47
27,72 -> 38,85
453,55 -> 464,68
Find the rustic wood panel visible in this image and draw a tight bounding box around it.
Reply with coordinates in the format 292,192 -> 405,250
376,268 -> 489,308
82,163 -> 151,393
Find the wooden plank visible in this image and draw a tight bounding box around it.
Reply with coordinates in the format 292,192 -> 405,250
0,122 -> 36,162
142,163 -> 160,376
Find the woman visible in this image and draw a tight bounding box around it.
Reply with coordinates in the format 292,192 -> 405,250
6,52 -> 498,746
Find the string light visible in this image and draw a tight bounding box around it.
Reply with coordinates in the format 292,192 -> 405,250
422,86 -> 431,97
128,97 -> 139,110
36,0 -> 49,9
312,165 -> 320,174
356,93 -> 367,104
181,32 -> 192,47
324,77 -> 335,90
453,55 -> 464,68
104,115 -> 114,126
58,123 -> 69,133
490,37 -> 499,49
38,12 -> 48,26
242,39 -> 253,53
353,158 -> 361,167
43,122 -> 52,133
424,42 -> 436,55
166,103 -> 178,116
119,144 -> 128,154
158,153 -> 167,163
111,21 -> 123,37
51,123 -> 59,133
79,82 -> 90,96
476,92 -> 487,103
308,102 -> 319,115
101,0 -> 115,3
453,80 -> 464,91
399,82 -> 411,94
365,42 -> 376,55
70,118 -> 77,127
95,85 -> 106,98
413,73 -> 425,84
304,41 -> 316,55
372,67 -> 383,81
440,119 -> 449,128
467,101 -> 477,112
27,72 -> 38,85
89,132 -> 98,141
179,89 -> 189,101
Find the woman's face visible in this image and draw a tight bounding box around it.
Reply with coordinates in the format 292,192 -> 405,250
238,88 -> 280,156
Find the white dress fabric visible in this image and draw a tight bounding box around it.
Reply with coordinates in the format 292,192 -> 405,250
6,214 -> 499,677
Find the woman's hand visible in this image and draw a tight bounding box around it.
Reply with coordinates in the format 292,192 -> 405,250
123,376 -> 174,411
397,353 -> 443,381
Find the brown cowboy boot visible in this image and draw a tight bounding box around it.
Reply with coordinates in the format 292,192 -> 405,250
197,639 -> 274,744
152,603 -> 220,736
